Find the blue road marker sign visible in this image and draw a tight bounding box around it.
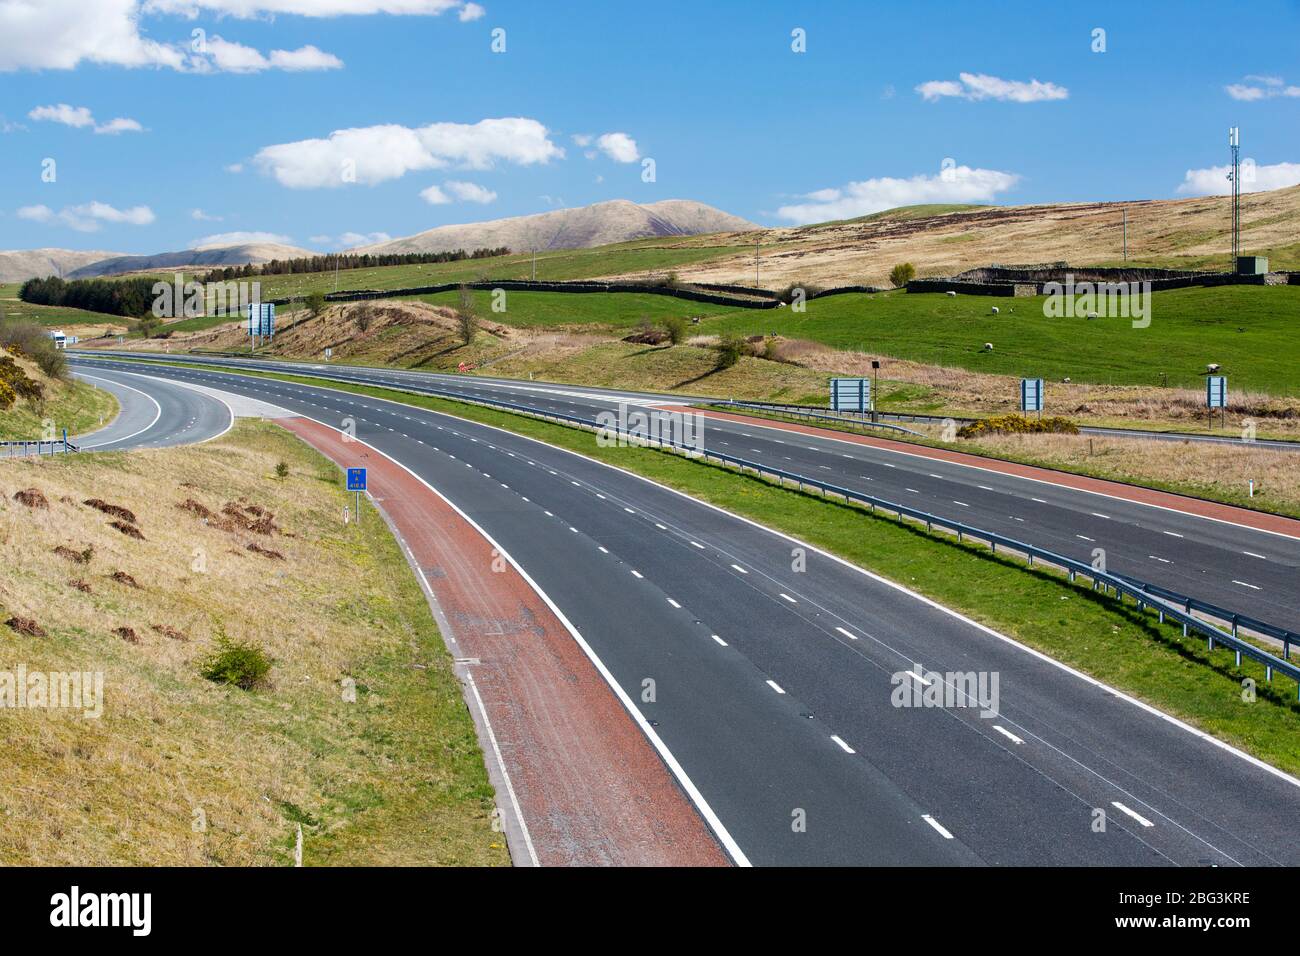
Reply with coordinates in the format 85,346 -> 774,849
1020,378 -> 1044,413
830,377 -> 871,412
347,467 -> 367,491
1206,375 -> 1227,409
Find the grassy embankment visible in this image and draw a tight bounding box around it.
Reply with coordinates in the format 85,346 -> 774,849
0,420 -> 507,866
0,351 -> 119,442
133,361 -> 1300,776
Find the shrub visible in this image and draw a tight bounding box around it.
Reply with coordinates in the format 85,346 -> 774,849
305,290 -> 327,319
201,636 -> 272,690
455,285 -> 480,346
775,281 -> 822,304
274,462 -> 289,479
889,262 -> 916,288
957,414 -> 1080,438
0,380 -> 14,411
663,315 -> 688,345
715,332 -> 747,370
352,304 -> 375,332
0,319 -> 65,378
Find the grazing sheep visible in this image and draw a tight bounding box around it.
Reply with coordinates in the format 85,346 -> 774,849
991,306 -> 1000,315
1086,311 -> 1099,319
1207,363 -> 1221,373
983,342 -> 994,352
945,290 -> 957,297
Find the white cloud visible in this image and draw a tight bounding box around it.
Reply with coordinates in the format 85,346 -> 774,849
595,132 -> 639,163
1225,76 -> 1300,101
94,116 -> 144,134
224,162 -> 245,173
444,180 -> 496,203
916,72 -> 1068,103
572,133 -> 593,147
143,0 -> 465,15
28,104 -> 94,128
191,230 -> 293,249
254,117 -> 562,188
1176,160 -> 1300,196
199,36 -> 343,73
191,208 -> 223,221
458,2 -> 485,21
775,166 -> 1020,225
0,0 -> 414,73
29,103 -> 145,134
419,184 -> 451,204
338,231 -> 392,246
18,200 -> 155,232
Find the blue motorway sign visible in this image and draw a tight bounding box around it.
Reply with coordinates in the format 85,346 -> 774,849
1206,375 -> 1227,409
830,377 -> 871,412
1020,377 -> 1044,413
346,467 -> 367,492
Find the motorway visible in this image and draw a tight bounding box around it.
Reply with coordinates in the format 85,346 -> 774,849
61,352 -> 1300,866
70,352 -> 1300,635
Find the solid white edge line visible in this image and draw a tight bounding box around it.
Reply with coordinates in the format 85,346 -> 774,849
291,418 -> 759,868
697,406 -> 1300,543
71,371 -> 162,448
138,359 -> 1300,795
271,413 -> 752,867
464,669 -> 541,866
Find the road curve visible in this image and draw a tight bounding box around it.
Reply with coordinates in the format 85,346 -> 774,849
65,355 -> 1300,867
70,353 -> 1300,636
71,366 -> 234,452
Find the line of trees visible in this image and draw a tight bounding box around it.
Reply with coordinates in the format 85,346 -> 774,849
19,275 -> 157,318
201,247 -> 512,282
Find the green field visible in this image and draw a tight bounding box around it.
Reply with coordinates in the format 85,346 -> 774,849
704,285 -> 1300,395
196,237 -> 752,302
410,288 -> 746,330
0,282 -> 126,330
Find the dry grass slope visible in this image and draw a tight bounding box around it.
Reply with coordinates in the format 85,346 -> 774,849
0,420 -> 505,866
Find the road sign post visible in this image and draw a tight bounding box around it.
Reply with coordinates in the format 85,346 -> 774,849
1020,378 -> 1044,419
347,467 -> 367,526
831,378 -> 871,425
1206,375 -> 1227,430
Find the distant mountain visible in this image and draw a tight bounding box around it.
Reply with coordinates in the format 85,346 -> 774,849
66,242 -> 318,279
0,248 -> 124,284
354,199 -> 759,256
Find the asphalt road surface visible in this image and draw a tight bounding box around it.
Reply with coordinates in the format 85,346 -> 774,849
64,354 -> 1300,867
72,353 -> 1299,636
71,365 -> 233,452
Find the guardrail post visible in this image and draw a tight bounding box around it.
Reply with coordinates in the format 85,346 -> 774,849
1235,649 -> 1241,667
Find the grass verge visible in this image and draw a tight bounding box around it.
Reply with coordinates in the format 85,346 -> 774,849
0,419 -> 507,866
130,360 -> 1300,776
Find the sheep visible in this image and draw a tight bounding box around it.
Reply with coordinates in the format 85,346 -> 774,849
982,342 -> 994,352
1086,311 -> 1099,319
1207,363 -> 1221,373
945,290 -> 957,297
990,306 -> 1000,315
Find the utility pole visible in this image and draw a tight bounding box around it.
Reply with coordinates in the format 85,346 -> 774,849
1228,126 -> 1241,269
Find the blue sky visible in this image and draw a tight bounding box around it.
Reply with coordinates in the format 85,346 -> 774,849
2,0 -> 1299,254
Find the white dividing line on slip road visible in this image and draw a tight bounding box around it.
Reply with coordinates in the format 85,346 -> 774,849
922,815 -> 954,839
906,669 -> 932,686
1243,551 -> 1267,560
711,634 -> 728,647
835,626 -> 859,641
1111,801 -> 1155,828
993,725 -> 1024,745
1232,580 -> 1262,590
830,735 -> 855,754
731,564 -> 749,574
766,680 -> 786,695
